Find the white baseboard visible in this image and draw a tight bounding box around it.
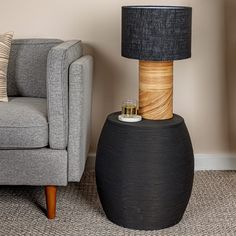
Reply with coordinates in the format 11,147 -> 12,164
87,152 -> 236,171
194,154 -> 236,170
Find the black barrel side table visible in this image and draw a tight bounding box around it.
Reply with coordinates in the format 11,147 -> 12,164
96,112 -> 194,230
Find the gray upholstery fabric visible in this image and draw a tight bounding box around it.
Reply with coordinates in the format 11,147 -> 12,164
68,55 -> 93,182
0,148 -> 67,185
0,38 -> 93,186
47,40 -> 82,150
7,39 -> 63,98
0,97 -> 48,148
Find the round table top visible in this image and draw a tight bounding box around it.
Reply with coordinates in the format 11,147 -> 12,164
107,112 -> 184,129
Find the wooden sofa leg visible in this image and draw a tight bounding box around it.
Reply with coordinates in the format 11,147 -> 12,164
45,186 -> 57,219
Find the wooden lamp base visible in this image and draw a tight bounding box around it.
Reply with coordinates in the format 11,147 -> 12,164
139,61 -> 173,120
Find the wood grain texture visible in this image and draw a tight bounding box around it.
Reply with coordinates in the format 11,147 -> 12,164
45,186 -> 57,219
139,60 -> 173,120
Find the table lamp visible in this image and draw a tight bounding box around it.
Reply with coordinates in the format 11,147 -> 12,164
122,6 -> 192,120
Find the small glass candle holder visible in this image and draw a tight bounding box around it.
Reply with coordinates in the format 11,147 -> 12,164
121,99 -> 138,117
119,99 -> 142,122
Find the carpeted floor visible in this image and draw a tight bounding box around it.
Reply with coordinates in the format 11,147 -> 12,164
0,171 -> 235,236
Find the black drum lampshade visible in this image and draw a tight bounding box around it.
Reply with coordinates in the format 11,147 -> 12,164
122,6 -> 192,61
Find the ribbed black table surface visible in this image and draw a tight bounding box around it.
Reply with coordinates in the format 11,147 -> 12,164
108,112 -> 184,128
96,112 -> 194,230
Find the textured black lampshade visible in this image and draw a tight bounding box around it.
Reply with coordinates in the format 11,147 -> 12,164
122,6 -> 192,61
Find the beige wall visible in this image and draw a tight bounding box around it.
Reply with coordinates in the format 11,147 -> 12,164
225,0 -> 236,152
0,0 -> 230,154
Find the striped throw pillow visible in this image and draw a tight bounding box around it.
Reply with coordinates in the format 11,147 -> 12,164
0,32 -> 13,102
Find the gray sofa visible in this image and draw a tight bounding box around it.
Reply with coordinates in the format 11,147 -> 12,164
0,39 -> 93,218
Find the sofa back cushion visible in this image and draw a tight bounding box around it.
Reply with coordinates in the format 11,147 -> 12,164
7,39 -> 63,98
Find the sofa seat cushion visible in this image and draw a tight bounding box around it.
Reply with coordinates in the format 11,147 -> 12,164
0,97 -> 48,149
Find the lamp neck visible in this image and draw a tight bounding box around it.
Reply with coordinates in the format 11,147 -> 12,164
139,60 -> 173,120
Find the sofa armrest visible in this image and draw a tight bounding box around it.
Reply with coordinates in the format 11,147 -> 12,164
68,55 -> 93,182
47,40 -> 82,149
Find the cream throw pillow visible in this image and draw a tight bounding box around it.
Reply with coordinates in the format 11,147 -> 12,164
0,32 -> 13,102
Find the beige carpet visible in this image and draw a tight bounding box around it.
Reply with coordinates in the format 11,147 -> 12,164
0,171 -> 235,236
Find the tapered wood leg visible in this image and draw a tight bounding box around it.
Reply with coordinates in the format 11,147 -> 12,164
45,186 -> 57,219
